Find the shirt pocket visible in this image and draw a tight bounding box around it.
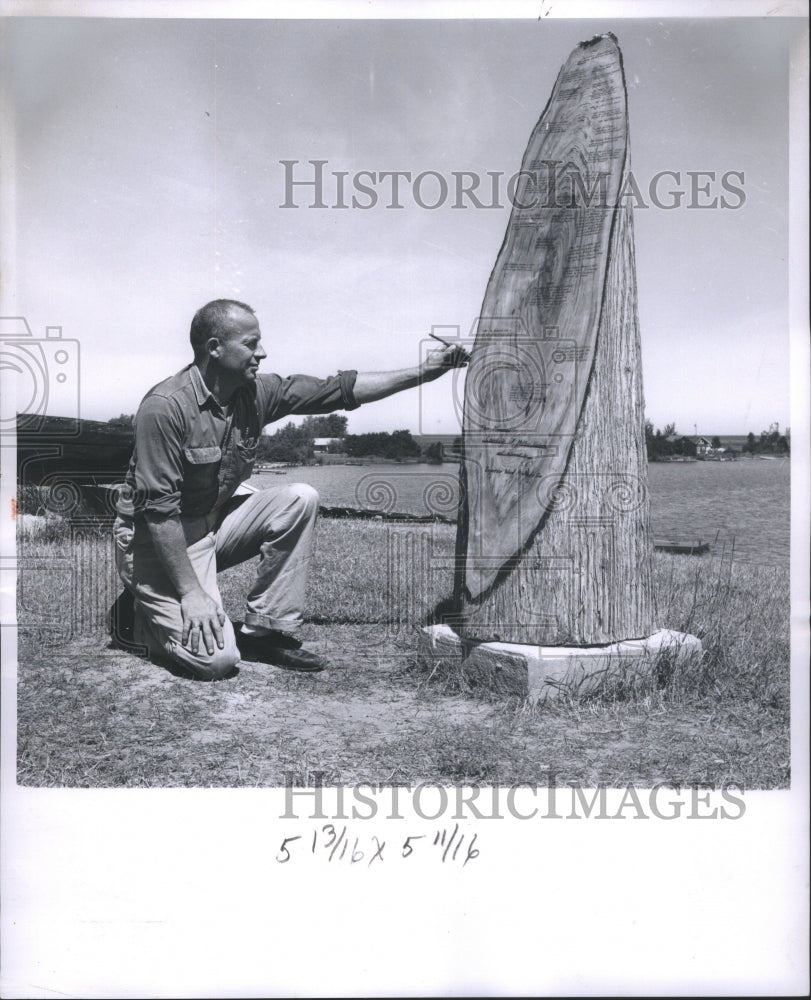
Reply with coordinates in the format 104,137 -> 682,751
183,446 -> 222,465
181,446 -> 222,510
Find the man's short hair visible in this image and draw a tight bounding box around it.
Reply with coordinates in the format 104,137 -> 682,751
190,299 -> 255,357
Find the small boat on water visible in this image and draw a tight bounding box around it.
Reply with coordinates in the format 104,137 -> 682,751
654,539 -> 711,555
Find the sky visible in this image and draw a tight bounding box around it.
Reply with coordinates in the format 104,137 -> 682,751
1,14 -> 802,436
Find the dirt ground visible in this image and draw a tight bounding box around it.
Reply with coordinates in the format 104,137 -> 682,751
15,619 -> 789,789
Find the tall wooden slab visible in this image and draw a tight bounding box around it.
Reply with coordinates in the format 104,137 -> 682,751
455,34 -> 655,645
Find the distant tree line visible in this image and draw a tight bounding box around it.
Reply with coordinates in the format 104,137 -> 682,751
741,423 -> 790,455
108,411 -> 789,463
257,415 -> 348,464
256,415 -> 446,464
107,413 -> 134,428
345,430 -> 424,460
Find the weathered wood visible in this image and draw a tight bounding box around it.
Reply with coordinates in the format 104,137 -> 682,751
455,35 -> 655,645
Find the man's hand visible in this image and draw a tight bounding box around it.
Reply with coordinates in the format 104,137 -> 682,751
145,513 -> 228,657
180,587 -> 226,656
421,343 -> 470,382
353,341 -> 470,405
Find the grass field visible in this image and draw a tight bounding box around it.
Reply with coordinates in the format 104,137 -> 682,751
15,514 -> 790,788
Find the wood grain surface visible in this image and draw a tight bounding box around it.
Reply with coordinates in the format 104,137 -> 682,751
456,34 -> 655,644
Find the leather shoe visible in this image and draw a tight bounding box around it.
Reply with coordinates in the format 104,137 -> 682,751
236,629 -> 326,672
108,589 -> 136,647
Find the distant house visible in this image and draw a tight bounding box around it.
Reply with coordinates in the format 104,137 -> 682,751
691,435 -> 737,459
312,437 -> 341,453
693,435 -> 713,456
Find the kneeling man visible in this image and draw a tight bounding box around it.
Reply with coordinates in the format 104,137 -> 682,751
112,299 -> 466,679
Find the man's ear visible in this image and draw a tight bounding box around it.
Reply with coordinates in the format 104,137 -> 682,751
206,336 -> 222,359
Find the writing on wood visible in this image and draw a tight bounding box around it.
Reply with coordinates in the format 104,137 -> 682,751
455,34 -> 655,645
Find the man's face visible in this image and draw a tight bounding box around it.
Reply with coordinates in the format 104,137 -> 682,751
214,309 -> 267,385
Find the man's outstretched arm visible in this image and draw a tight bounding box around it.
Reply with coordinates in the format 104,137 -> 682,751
352,342 -> 469,405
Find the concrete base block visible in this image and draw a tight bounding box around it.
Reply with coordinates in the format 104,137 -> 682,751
417,625 -> 702,702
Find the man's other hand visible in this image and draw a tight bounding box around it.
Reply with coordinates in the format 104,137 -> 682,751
180,587 -> 227,655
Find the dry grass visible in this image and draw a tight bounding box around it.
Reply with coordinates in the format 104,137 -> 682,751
15,513 -> 790,788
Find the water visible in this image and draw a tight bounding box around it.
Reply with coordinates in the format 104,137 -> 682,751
251,456 -> 791,567
645,459 -> 790,567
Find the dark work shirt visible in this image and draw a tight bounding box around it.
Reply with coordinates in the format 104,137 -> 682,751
117,364 -> 358,522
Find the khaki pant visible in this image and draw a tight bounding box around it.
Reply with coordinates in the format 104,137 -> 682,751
113,483 -> 319,679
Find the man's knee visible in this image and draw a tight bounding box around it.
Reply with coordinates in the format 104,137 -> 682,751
285,482 -> 319,512
136,610 -> 241,680
166,638 -> 240,680
192,644 -> 241,680
257,482 -> 319,531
